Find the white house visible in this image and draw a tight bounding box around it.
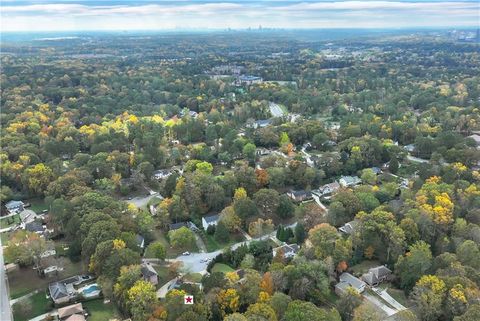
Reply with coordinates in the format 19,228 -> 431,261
339,176 -> 362,188
272,244 -> 300,259
202,214 -> 220,230
5,200 -> 25,215
335,273 -> 367,295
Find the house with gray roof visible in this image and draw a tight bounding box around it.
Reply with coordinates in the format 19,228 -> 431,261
5,200 -> 24,215
339,220 -> 359,235
361,265 -> 392,286
335,272 -> 366,295
202,214 -> 220,230
141,263 -> 158,286
339,176 -> 362,188
273,244 -> 300,259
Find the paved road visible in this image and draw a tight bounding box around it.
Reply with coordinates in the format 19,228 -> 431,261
0,235 -> 13,321
269,102 -> 286,117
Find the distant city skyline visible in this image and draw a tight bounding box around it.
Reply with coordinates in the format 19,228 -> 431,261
1,1 -> 479,32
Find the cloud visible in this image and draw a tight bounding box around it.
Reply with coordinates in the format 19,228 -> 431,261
1,1 -> 478,31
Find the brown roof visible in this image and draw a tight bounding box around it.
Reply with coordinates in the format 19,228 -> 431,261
65,314 -> 86,321
58,303 -> 83,319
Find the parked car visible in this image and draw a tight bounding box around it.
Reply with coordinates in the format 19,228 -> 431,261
182,251 -> 190,256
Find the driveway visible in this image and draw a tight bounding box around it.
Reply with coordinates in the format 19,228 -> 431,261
363,292 -> 398,316
373,288 -> 407,311
126,193 -> 162,208
0,234 -> 12,321
157,278 -> 178,298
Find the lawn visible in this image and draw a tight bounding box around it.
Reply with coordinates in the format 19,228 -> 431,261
83,299 -> 121,321
151,228 -> 198,258
204,233 -> 244,252
26,198 -> 48,213
386,287 -> 411,308
0,214 -> 21,229
153,265 -> 172,286
12,291 -> 52,321
8,259 -> 86,299
211,263 -> 235,273
147,196 -> 163,207
184,273 -> 203,283
349,260 -> 381,277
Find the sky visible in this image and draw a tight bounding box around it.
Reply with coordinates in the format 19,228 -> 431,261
1,0 -> 479,32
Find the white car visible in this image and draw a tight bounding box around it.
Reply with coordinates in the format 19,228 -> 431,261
182,251 -> 190,256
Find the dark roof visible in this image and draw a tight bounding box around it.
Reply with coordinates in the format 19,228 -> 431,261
289,190 -> 312,198
25,220 -> 45,232
203,214 -> 220,224
141,263 -> 158,278
49,282 -> 68,300
255,119 -> 272,126
169,222 -> 188,230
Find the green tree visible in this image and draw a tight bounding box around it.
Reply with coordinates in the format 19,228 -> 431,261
146,241 -> 166,260
395,241 -> 433,291
284,300 -> 341,321
389,157 -> 399,174
127,280 -> 157,321
411,275 -> 446,321
168,227 -> 196,249
456,240 -> 480,269
338,287 -> 363,321
243,143 -> 257,163
352,303 -> 381,321
214,221 -> 230,243
254,188 -> 280,219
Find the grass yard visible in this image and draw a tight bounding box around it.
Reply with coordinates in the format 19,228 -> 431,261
211,263 -> 235,274
147,196 -> 163,207
83,299 -> 121,321
0,214 -> 21,229
153,265 -> 172,287
12,291 -> 52,321
151,228 -> 198,258
26,198 -> 48,213
8,259 -> 86,299
349,260 -> 381,277
387,287 -> 411,308
184,273 -> 203,283
204,233 -> 244,252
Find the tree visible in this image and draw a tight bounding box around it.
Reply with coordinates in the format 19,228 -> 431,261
395,241 -> 433,291
214,221 -> 230,243
146,242 -> 166,260
217,288 -> 240,316
454,304 -> 480,321
294,223 -> 307,244
23,163 -> 54,195
260,272 -> 274,295
254,189 -> 280,219
4,230 -> 47,267
389,157 -> 399,174
277,195 -> 295,219
456,240 -> 480,269
284,300 -> 341,321
243,143 -> 257,163
360,169 -> 377,185
268,292 -> 292,320
411,275 -> 446,321
338,287 -> 363,321
352,303 -> 381,321
114,265 -> 143,311
245,303 -> 277,321
127,280 -> 157,321
219,206 -> 241,232
233,197 -> 257,220
308,223 -> 338,259
168,227 -> 196,249
224,313 -> 248,321
249,218 -> 275,237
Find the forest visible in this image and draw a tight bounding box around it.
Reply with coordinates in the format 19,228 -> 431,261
1,30 -> 479,321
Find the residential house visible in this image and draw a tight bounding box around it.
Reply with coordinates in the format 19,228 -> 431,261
5,200 -> 24,215
58,303 -> 85,321
468,134 -> 480,148
286,190 -> 312,203
316,181 -> 341,197
136,234 -> 145,250
19,209 -> 38,224
404,144 -> 415,153
48,281 -> 76,304
339,220 -> 359,235
273,244 -> 300,259
169,222 -> 189,231
202,214 -> 220,231
141,263 -> 159,286
339,176 -> 362,188
361,265 -> 392,286
25,220 -> 47,235
371,167 -> 383,175
335,273 -> 367,295
152,169 -> 172,180
238,75 -> 263,85
256,148 -> 271,156
246,119 -> 272,129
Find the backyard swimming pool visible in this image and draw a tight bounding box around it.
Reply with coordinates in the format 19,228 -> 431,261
79,283 -> 101,298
